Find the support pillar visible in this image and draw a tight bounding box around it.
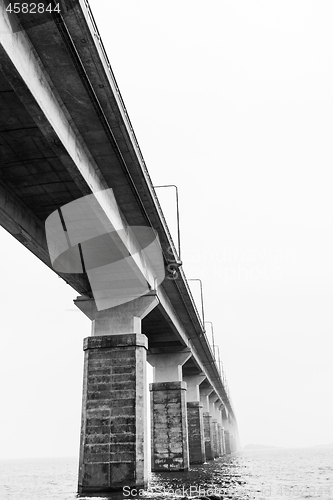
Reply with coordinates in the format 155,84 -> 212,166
183,374 -> 206,464
228,418 -> 239,452
148,350 -> 192,471
215,403 -> 223,456
200,387 -> 214,460
230,434 -> 235,453
224,430 -> 231,454
209,394 -> 219,458
222,406 -> 231,454
221,426 -> 226,455
219,405 -> 226,455
75,295 -> 158,495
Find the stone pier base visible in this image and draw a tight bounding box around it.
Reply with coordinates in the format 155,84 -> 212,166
224,430 -> 231,454
212,419 -> 218,457
78,334 -> 148,495
217,423 -> 223,456
150,381 -> 189,471
203,412 -> 214,460
187,402 -> 205,464
221,428 -> 226,455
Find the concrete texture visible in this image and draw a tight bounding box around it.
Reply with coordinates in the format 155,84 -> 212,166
212,419 -> 219,458
187,402 -> 206,464
200,387 -> 214,412
221,427 -> 226,455
78,334 -> 148,494
148,351 -> 191,383
203,412 -> 214,460
150,381 -> 189,471
75,295 -> 158,335
183,374 -> 206,401
224,430 -> 231,454
183,374 -> 206,464
217,423 -> 223,456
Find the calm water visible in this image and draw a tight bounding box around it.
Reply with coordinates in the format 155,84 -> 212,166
0,447 -> 332,500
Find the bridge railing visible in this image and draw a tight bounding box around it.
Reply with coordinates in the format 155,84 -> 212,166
80,0 -> 234,416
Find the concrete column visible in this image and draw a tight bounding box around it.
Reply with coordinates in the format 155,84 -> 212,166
222,407 -> 231,454
230,434 -> 235,453
215,403 -> 223,456
200,387 -> 214,460
148,350 -> 191,471
221,426 -> 226,455
209,394 -> 219,458
228,418 -> 239,452
183,374 -> 206,464
224,430 -> 231,454
219,406 -> 226,455
75,295 -> 158,495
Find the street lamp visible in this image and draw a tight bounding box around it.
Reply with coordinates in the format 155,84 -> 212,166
204,321 -> 215,354
154,184 -> 181,260
213,343 -> 223,377
187,278 -> 205,329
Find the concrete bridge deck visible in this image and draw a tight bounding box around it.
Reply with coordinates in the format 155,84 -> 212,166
0,0 -> 239,494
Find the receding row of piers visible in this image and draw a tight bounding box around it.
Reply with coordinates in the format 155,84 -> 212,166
76,295 -> 238,495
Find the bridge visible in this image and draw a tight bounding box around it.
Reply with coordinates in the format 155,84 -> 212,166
0,0 -> 239,494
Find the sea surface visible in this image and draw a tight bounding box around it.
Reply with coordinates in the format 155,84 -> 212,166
0,447 -> 332,500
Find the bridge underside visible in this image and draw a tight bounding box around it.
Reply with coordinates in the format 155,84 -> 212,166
0,2 -> 235,387
0,7 -> 180,353
0,1 -> 238,493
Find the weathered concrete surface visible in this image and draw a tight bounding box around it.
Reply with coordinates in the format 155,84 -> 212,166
148,351 -> 191,383
217,423 -> 223,456
150,381 -> 189,471
203,412 -> 214,460
187,402 -> 206,464
182,374 -> 206,464
221,427 -> 226,455
75,295 -> 158,335
183,374 -> 206,401
78,334 -> 148,494
224,430 -> 231,454
230,434 -> 235,453
212,419 -> 219,458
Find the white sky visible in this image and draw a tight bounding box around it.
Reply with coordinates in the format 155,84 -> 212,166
1,0 -> 333,459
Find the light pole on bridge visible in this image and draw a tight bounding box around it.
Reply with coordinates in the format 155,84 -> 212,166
187,278 -> 205,330
154,184 -> 181,261
204,320 -> 215,356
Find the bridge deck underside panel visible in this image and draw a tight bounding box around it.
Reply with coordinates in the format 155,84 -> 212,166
16,11 -> 147,227
0,3 -> 235,419
0,83 -> 82,220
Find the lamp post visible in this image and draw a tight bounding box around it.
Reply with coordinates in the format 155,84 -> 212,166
188,278 -> 205,329
154,184 -> 181,260
213,344 -> 222,377
204,320 -> 215,356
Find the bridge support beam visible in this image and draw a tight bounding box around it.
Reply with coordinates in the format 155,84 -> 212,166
219,406 -> 226,455
183,374 -> 206,464
230,434 -> 235,453
224,430 -> 231,454
209,394 -> 219,458
215,403 -> 223,457
200,387 -> 214,460
221,426 -> 226,455
222,408 -> 231,454
148,351 -> 191,471
75,295 -> 158,494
